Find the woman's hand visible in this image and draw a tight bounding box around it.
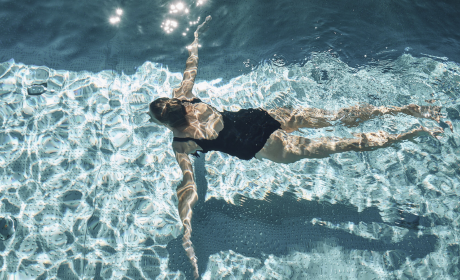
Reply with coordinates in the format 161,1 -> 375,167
194,15 -> 212,38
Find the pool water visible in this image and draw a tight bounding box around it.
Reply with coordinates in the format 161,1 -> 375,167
1,0 -> 460,279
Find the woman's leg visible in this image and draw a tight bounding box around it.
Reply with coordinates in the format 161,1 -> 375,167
172,16 -> 212,99
268,104 -> 444,133
255,126 -> 443,164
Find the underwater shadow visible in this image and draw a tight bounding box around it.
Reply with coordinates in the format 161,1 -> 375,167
166,156 -> 438,279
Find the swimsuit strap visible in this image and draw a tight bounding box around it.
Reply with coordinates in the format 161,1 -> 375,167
179,98 -> 203,104
172,137 -> 197,142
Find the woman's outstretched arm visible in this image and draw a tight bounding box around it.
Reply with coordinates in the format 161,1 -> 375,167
173,15 -> 212,100
172,143 -> 200,278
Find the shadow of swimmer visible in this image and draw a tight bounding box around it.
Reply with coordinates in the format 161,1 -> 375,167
166,155 -> 438,279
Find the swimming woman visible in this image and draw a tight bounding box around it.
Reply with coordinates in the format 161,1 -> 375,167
147,16 -> 445,278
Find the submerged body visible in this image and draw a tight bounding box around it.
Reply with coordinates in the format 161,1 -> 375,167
147,16 -> 446,279
172,98 -> 281,160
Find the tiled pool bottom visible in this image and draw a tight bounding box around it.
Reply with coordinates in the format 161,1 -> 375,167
0,54 -> 459,279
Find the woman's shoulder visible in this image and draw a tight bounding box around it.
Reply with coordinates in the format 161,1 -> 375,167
181,98 -> 220,117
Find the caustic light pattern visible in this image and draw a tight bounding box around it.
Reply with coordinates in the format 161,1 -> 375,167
0,53 -> 459,279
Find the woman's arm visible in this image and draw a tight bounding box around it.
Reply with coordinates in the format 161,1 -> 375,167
173,143 -> 200,278
172,15 -> 212,100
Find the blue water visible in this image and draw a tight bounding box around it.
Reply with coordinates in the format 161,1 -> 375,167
1,0 -> 459,79
0,0 -> 460,279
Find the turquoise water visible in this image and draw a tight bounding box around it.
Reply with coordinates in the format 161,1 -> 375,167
0,51 -> 459,279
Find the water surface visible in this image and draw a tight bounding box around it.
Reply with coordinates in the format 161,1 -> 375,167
0,0 -> 460,279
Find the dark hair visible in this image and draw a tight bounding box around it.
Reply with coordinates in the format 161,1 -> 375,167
149,98 -> 188,128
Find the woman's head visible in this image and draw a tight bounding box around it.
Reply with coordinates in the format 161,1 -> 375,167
149,97 -> 188,128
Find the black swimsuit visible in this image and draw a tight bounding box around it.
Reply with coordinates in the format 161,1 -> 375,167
173,98 -> 281,160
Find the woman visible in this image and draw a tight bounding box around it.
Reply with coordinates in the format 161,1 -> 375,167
148,16 -> 445,278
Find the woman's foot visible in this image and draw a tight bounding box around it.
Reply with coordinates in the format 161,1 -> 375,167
402,104 -> 445,123
393,126 -> 444,141
413,125 -> 444,140
391,104 -> 453,132
353,125 -> 444,150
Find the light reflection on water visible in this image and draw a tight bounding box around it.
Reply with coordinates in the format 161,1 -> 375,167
0,52 -> 459,279
106,0 -> 208,35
